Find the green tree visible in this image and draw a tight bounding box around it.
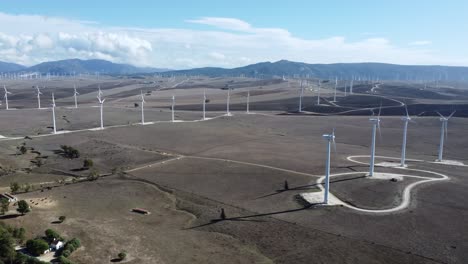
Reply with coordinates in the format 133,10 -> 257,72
0,227 -> 16,263
25,238 -> 49,256
12,227 -> 26,243
17,200 -> 30,215
0,198 -> 8,215
60,145 -> 80,159
45,229 -> 62,243
118,251 -> 127,260
10,182 -> 20,193
19,145 -> 27,155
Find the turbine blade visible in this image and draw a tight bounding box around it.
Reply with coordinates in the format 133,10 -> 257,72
448,110 -> 456,119
445,122 -> 448,140
436,111 -> 444,118
405,104 -> 409,118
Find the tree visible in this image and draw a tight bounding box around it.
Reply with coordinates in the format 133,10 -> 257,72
83,159 -> 94,169
118,251 -> 127,261
60,145 -> 80,159
12,227 -> 25,243
45,229 -> 62,243
10,182 -> 20,194
59,216 -> 67,223
17,200 -> 30,215
23,184 -> 31,193
0,198 -> 8,215
0,227 -> 16,263
19,145 -> 27,155
25,238 -> 49,256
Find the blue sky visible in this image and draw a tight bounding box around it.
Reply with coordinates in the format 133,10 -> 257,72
0,1 -> 467,68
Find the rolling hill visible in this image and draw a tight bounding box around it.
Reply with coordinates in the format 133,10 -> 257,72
0,61 -> 26,72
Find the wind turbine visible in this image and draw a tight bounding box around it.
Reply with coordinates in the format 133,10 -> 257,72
333,77 -> 337,102
3,85 -> 11,110
171,95 -> 175,122
400,106 -> 411,167
436,111 -> 456,161
226,87 -> 232,116
350,77 -> 354,95
35,86 -> 42,109
97,93 -> 105,129
140,90 -> 146,125
298,80 -> 304,112
246,89 -> 250,114
322,129 -> 336,204
51,93 -> 57,134
73,85 -> 79,108
202,89 -> 207,120
368,107 -> 382,177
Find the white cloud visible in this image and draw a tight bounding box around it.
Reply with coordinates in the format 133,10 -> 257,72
0,12 -> 461,68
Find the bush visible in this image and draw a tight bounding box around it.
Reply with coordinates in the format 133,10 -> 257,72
45,229 -> 62,243
58,256 -> 74,264
59,216 -> 66,223
118,251 -> 127,260
10,182 -> 20,193
61,250 -> 71,258
60,145 -> 80,159
19,145 -> 27,155
83,159 -> 93,169
16,200 -> 30,215
87,170 -> 99,181
0,198 -> 9,215
25,239 -> 49,256
12,227 -> 25,243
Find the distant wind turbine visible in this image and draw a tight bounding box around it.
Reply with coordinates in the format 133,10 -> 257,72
436,111 -> 456,161
298,80 -> 304,112
51,93 -> 57,134
171,95 -> 175,122
246,89 -> 250,114
226,87 -> 232,116
400,105 -> 412,167
3,85 -> 12,110
140,90 -> 146,125
203,89 -> 207,120
368,107 -> 382,176
97,93 -> 105,129
35,86 -> 42,109
73,85 -> 79,108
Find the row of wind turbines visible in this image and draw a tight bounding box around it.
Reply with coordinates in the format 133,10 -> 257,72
320,106 -> 456,204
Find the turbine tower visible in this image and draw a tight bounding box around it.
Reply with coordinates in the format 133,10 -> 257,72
73,85 -> 79,108
203,89 -> 206,120
171,95 -> 175,122
3,85 -> 11,110
400,106 -> 411,167
298,80 -> 304,112
51,93 -> 57,134
140,90 -> 145,125
436,111 -> 456,161
322,129 -> 336,204
317,79 -> 321,105
333,77 -> 337,102
97,93 -> 105,129
368,108 -> 381,177
246,90 -> 250,114
226,87 -> 232,116
35,86 -> 42,109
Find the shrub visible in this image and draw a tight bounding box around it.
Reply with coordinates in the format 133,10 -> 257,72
17,200 -> 30,215
10,182 -> 20,193
26,238 -> 49,256
45,229 -> 62,243
60,145 -> 80,159
118,251 -> 127,260
61,250 -> 71,258
59,216 -> 66,223
0,198 -> 9,215
58,256 -> 74,264
19,145 -> 27,155
83,159 -> 93,169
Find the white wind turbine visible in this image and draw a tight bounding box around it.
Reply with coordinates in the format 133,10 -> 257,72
246,89 -> 250,114
171,95 -> 175,122
140,90 -> 146,125
226,87 -> 232,116
317,79 -> 321,105
436,111 -> 456,161
73,84 -> 79,108
333,77 -> 338,102
51,93 -> 57,134
368,107 -> 382,177
35,86 -> 42,109
203,89 -> 207,120
298,80 -> 304,112
400,105 -> 412,167
3,85 -> 12,110
97,93 -> 105,129
322,129 -> 336,204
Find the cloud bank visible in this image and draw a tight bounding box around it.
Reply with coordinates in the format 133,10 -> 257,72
0,13 -> 461,68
